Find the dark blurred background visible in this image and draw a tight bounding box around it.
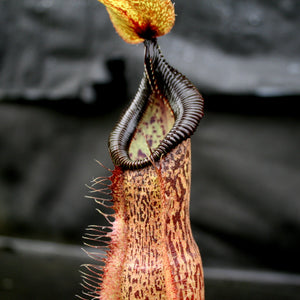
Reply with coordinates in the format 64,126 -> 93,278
1,0 -> 300,299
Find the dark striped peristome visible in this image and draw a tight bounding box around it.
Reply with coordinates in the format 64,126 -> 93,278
109,38 -> 204,169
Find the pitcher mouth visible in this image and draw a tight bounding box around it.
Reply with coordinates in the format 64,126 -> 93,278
109,39 -> 204,170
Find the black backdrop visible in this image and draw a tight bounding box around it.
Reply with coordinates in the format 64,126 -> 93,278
1,0 -> 300,299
